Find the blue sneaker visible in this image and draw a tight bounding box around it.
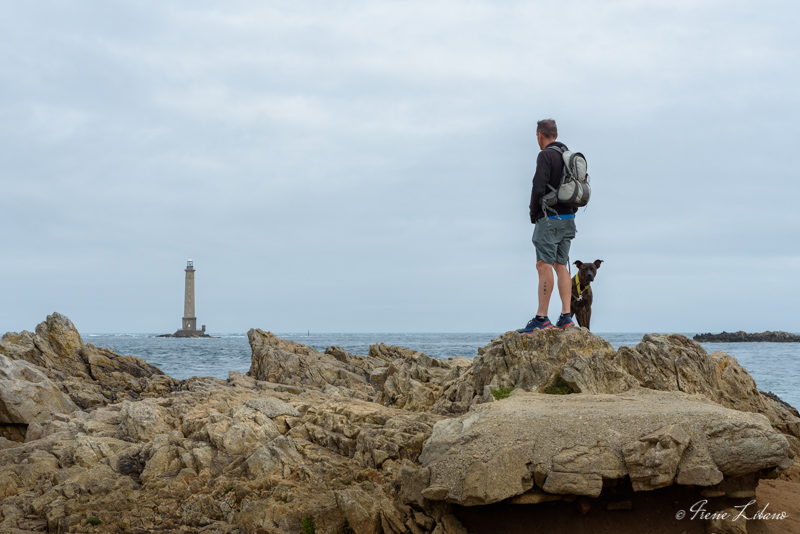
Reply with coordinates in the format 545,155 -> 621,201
555,313 -> 575,329
517,317 -> 553,334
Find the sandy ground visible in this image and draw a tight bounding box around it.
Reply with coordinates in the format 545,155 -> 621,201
748,479 -> 800,534
453,479 -> 800,534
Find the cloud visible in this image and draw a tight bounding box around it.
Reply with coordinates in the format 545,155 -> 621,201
1,0 -> 799,334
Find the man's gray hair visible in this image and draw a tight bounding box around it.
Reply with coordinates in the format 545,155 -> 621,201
537,119 -> 557,139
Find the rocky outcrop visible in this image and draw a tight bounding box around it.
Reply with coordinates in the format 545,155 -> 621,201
616,334 -> 800,439
0,356 -> 76,430
408,389 -> 791,506
694,330 -> 800,342
2,315 -> 800,534
247,329 -> 474,413
369,346 -> 472,413
0,370 -> 451,533
247,329 -> 381,399
428,331 -> 800,441
468,328 -> 620,394
0,313 -> 179,411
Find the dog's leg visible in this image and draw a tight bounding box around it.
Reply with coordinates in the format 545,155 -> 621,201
583,290 -> 593,331
575,308 -> 589,329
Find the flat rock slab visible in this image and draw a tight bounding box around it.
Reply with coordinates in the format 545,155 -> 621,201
417,389 -> 791,506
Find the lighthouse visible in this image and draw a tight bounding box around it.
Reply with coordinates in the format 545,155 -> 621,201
182,260 -> 197,332
159,259 -> 210,338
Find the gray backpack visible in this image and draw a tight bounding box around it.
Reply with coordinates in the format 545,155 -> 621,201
541,145 -> 591,211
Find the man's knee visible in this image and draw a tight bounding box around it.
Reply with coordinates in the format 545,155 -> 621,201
536,260 -> 553,273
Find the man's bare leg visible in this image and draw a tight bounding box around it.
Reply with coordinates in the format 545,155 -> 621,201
536,260 -> 554,316
554,261 -> 571,315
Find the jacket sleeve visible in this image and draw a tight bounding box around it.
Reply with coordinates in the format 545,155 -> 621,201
529,150 -> 551,223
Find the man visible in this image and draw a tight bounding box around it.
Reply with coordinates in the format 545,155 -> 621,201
518,119 -> 577,333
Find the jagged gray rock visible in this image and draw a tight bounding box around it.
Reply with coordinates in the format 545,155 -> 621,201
622,424 -> 691,491
247,329 -> 378,398
468,328 -> 617,395
0,312 -> 177,412
0,355 -> 76,426
617,334 -> 800,440
370,350 -> 472,411
247,328 -> 474,415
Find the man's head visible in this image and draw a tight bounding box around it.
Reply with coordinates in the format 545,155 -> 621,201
536,119 -> 558,150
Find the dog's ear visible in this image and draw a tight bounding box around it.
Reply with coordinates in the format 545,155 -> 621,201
593,260 -> 604,269
574,260 -> 583,268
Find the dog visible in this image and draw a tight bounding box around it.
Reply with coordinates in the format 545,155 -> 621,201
570,260 -> 603,330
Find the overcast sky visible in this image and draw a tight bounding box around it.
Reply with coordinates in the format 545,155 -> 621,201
2,1 -> 799,334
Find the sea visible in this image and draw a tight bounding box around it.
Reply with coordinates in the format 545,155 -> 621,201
84,332 -> 800,411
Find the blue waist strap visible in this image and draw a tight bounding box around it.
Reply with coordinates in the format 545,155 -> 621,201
548,214 -> 575,220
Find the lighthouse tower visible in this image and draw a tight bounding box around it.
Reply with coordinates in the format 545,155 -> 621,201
182,260 -> 197,332
159,259 -> 210,338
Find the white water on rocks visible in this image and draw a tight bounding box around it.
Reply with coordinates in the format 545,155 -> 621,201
84,332 -> 800,410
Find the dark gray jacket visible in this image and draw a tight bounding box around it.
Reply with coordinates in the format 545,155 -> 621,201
529,141 -> 577,223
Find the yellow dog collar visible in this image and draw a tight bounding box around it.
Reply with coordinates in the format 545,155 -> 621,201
574,273 -> 586,296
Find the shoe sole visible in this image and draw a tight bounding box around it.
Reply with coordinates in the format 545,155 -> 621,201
523,327 -> 554,334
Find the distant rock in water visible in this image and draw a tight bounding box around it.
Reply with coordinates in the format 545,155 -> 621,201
693,330 -> 800,342
157,330 -> 212,338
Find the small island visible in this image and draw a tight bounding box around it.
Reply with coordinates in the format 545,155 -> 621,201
693,330 -> 800,342
157,328 -> 211,338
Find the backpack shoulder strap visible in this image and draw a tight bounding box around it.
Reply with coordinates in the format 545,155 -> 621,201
546,145 -> 565,154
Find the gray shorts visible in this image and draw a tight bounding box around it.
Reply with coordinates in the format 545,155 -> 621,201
532,217 -> 576,265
